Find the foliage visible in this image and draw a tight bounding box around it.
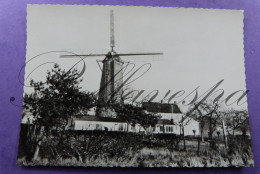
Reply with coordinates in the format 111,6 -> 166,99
111,103 -> 161,132
17,128 -> 254,167
23,64 -> 96,130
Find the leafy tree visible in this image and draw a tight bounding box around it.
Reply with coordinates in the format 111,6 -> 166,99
23,64 -> 96,160
112,103 -> 160,134
24,64 -> 96,129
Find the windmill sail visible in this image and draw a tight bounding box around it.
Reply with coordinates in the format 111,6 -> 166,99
59,10 -> 163,118
110,10 -> 115,51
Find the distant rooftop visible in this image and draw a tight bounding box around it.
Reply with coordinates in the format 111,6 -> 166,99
142,102 -> 182,114
74,116 -> 126,123
157,119 -> 177,125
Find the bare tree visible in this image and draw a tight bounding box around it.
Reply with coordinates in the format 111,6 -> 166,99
224,109 -> 249,137
187,101 -> 222,153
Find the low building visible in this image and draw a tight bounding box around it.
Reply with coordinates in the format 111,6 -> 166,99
74,116 -> 128,131
143,102 -> 200,136
73,102 -> 200,136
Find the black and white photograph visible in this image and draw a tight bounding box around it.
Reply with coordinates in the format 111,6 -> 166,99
17,5 -> 254,167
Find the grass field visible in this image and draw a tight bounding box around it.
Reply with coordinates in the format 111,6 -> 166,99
17,127 -> 254,167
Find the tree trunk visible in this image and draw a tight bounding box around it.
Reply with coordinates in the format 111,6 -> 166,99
33,140 -> 41,161
201,127 -> 204,142
209,117 -> 212,140
232,117 -> 235,137
65,117 -> 73,130
181,116 -> 186,151
209,117 -> 214,149
197,135 -> 200,155
75,150 -> 83,163
222,120 -> 228,152
32,126 -> 44,161
182,125 -> 186,151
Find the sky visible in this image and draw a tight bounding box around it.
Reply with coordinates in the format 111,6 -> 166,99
23,5 -> 247,112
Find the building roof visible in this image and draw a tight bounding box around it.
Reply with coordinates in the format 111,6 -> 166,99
142,102 -> 182,114
74,116 -> 126,123
157,119 -> 177,125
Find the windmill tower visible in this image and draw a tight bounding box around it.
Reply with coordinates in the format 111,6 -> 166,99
62,10 -> 163,118
98,10 -> 124,106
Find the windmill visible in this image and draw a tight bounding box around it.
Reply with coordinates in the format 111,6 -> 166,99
62,10 -> 163,118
